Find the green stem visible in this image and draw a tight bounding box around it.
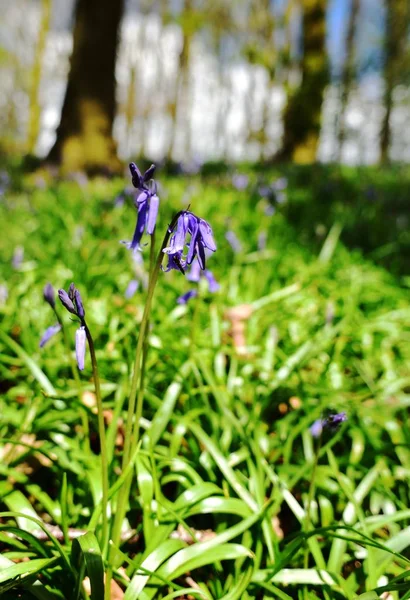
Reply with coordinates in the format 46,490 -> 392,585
55,307 -> 90,451
84,323 -> 109,556
303,432 -> 322,571
110,213 -> 182,555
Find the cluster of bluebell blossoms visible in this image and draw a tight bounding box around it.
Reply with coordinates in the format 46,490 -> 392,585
58,284 -> 87,370
122,163 -> 159,252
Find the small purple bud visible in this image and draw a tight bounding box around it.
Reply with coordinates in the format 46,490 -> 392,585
58,289 -> 76,314
68,283 -> 76,301
143,164 -> 156,182
74,289 -> 85,319
75,326 -> 86,370
43,283 -> 55,308
39,323 -> 62,348
129,162 -> 143,188
177,289 -> 198,304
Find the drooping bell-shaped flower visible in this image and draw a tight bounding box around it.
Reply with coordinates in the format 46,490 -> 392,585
75,326 -> 86,371
39,324 -> 62,348
122,163 -> 160,252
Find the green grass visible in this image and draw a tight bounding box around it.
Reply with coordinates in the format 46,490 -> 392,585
0,166 -> 410,599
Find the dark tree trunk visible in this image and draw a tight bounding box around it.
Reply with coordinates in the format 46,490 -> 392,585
338,0 -> 359,158
380,0 -> 408,163
47,0 -> 124,173
279,0 -> 328,163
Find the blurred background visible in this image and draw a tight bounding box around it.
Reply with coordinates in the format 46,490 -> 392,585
1,0 -> 410,172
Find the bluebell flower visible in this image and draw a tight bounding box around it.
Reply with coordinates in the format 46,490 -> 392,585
177,289 -> 198,304
232,173 -> 249,190
125,279 -> 139,299
58,284 -> 86,320
225,230 -> 242,254
12,246 -> 24,270
204,269 -> 220,293
163,211 -> 216,272
39,324 -> 62,348
310,412 -> 347,438
122,163 -> 159,252
43,283 -> 55,308
75,326 -> 86,370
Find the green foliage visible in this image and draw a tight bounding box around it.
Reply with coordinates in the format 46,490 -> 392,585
0,166 -> 409,598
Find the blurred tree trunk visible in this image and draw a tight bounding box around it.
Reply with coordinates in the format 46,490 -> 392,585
338,0 -> 359,159
27,0 -> 51,155
279,0 -> 328,163
380,0 -> 408,163
47,0 -> 124,173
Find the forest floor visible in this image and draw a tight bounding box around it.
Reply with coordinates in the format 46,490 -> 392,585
0,163 -> 409,599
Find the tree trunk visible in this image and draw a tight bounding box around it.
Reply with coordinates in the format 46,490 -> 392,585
280,0 -> 328,163
380,0 -> 408,163
338,0 -> 359,159
47,0 -> 124,173
27,0 -> 52,155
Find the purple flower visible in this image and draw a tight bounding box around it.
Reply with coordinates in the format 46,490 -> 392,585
39,323 -> 62,348
125,279 -> 139,299
225,230 -> 242,254
43,283 -> 55,308
12,246 -> 24,270
58,289 -> 76,314
122,163 -> 159,252
163,211 -> 216,272
310,412 -> 348,438
204,270 -> 220,293
58,284 -> 85,319
75,326 -> 86,370
177,289 -> 198,304
232,173 -> 249,190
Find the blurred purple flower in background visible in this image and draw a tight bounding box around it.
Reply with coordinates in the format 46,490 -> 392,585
177,289 -> 198,304
12,246 -> 24,270
125,279 -> 139,299
310,412 -> 348,438
39,324 -> 62,348
225,230 -> 242,253
232,173 -> 249,190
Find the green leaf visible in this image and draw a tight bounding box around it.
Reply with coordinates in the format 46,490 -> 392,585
71,532 -> 105,600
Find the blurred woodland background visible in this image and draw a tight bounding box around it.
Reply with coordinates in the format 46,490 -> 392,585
0,0 -> 410,172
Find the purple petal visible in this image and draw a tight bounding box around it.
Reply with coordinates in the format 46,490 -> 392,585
199,219 -> 217,252
310,420 -> 323,438
134,189 -> 149,207
75,326 -> 86,370
39,323 -> 62,348
187,259 -> 201,282
58,289 -> 76,314
146,194 -> 159,235
143,164 -> 156,182
163,251 -> 186,273
204,270 -> 220,293
129,162 -> 143,188
164,213 -> 189,254
74,289 -> 85,319
186,220 -> 200,264
128,202 -> 148,251
177,289 -> 198,304
195,242 -> 206,269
